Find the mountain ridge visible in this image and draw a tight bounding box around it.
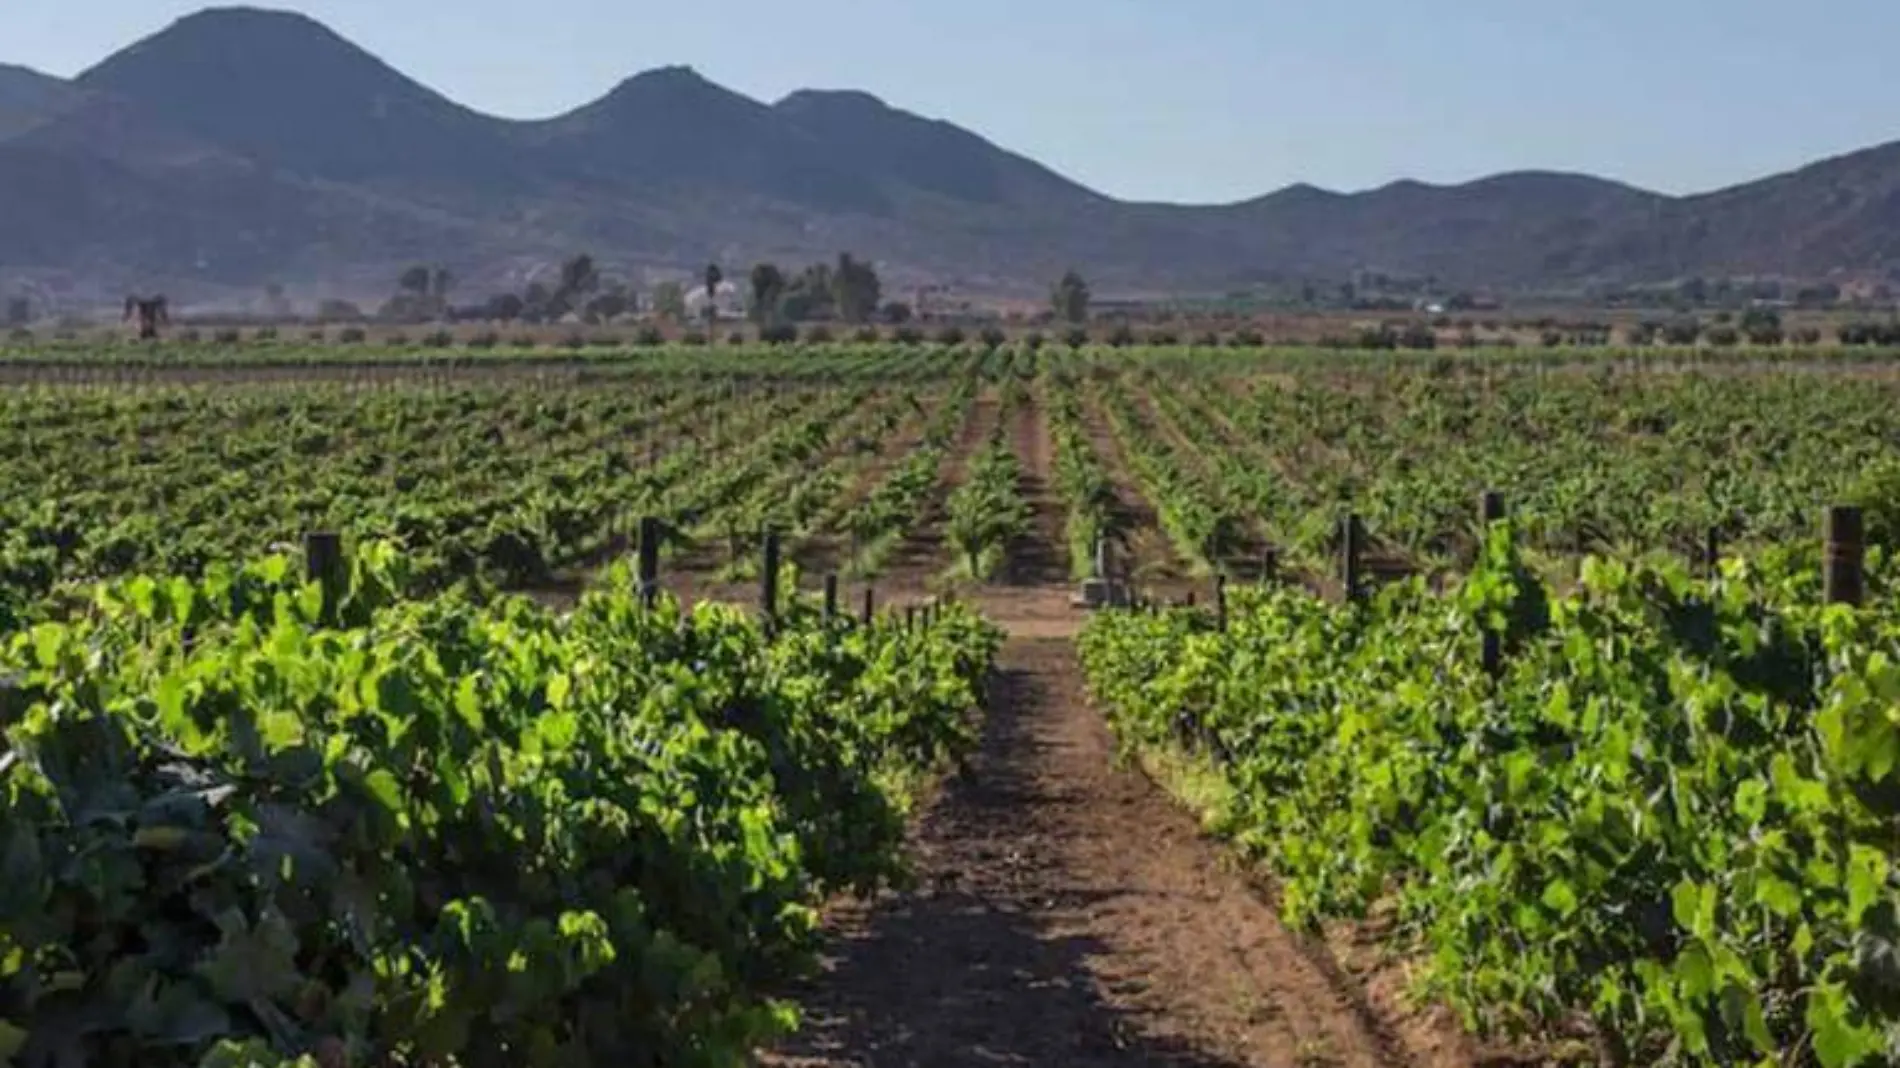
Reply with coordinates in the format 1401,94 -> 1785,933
6,4 -> 1900,302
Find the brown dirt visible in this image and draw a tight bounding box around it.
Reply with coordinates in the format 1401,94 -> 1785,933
1003,393 -> 1070,588
764,634 -> 1413,1068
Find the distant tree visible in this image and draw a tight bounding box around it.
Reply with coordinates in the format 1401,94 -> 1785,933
431,268 -> 453,301
584,287 -> 631,324
561,255 -> 599,301
316,298 -> 364,322
749,263 -> 786,325
522,282 -> 553,321
5,297 -> 31,327
398,265 -> 433,296
485,293 -> 526,322
653,281 -> 688,322
1399,323 -> 1438,350
831,254 -> 882,323
1051,270 -> 1090,325
1741,307 -> 1784,345
880,301 -> 912,324
780,263 -> 836,322
517,255 -> 602,322
701,263 -> 724,330
1796,283 -> 1842,309
1661,317 -> 1703,346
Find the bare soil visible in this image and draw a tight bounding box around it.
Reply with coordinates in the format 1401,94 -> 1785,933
1002,392 -> 1070,588
766,631 -> 1418,1068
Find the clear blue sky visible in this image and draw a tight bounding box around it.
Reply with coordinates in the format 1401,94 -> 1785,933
9,0 -> 1897,204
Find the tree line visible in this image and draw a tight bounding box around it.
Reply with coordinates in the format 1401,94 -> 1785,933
365,253 -> 895,328
361,255 -> 1097,330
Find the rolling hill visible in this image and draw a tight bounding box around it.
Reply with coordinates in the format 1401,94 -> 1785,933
5,4 -> 1900,304
0,63 -> 83,140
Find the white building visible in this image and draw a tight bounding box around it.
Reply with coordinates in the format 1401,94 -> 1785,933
682,280 -> 747,321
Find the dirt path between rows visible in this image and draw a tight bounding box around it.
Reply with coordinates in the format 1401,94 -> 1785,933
765,624 -> 1410,1068
764,398 -> 1421,1068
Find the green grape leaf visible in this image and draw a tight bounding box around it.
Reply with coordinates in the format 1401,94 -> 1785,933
198,908 -> 301,1002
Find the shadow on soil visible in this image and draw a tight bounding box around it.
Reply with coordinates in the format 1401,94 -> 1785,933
770,665 -> 1251,1068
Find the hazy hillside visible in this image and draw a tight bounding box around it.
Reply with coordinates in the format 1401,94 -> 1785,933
6,4 -> 1900,302
0,64 -> 82,139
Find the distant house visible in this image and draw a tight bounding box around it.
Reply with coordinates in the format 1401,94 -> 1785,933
683,280 -> 747,320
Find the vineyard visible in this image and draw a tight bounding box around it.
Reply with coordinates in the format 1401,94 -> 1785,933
5,341 -> 1900,1066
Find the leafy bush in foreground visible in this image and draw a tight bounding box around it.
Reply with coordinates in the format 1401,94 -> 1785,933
1083,533 -> 1900,1065
0,545 -> 999,1067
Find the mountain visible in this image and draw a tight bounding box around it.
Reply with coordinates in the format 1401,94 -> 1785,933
773,89 -> 1106,214
1594,142 -> 1900,281
5,4 -> 1900,304
1199,172 -> 1667,283
74,7 -> 529,190
528,67 -> 886,212
0,64 -> 82,140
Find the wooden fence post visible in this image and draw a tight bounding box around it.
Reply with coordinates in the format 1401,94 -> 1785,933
1216,574 -> 1229,632
1825,506 -> 1865,607
1478,491 -> 1506,678
760,529 -> 782,633
905,605 -> 917,631
1261,546 -> 1279,586
823,573 -> 839,622
1704,525 -> 1722,582
1340,512 -> 1363,604
638,516 -> 661,609
861,586 -> 875,626
304,532 -> 344,622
